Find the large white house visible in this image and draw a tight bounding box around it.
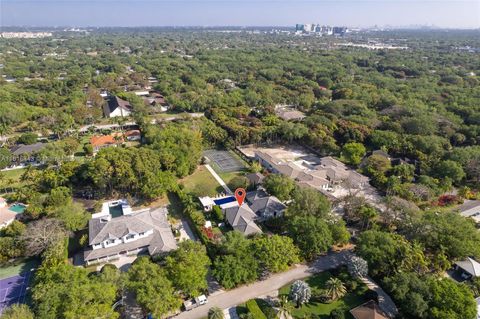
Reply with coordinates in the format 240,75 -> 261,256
103,96 -> 132,118
84,200 -> 177,265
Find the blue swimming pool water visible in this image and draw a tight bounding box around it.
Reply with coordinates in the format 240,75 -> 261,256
8,204 -> 26,214
213,197 -> 235,205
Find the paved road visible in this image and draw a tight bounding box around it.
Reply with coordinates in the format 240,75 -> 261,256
174,251 -> 352,319
205,164 -> 232,194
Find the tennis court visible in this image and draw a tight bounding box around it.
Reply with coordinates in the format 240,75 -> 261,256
203,150 -> 245,173
0,271 -> 33,314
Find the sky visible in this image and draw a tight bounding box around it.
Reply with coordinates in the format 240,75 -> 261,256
1,0 -> 479,29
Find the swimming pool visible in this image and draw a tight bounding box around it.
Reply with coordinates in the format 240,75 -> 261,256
213,196 -> 235,205
8,203 -> 26,214
109,204 -> 123,218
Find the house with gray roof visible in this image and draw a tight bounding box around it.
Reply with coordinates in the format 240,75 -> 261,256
103,96 -> 132,118
10,142 -> 46,166
454,257 -> 480,281
224,204 -> 262,236
458,200 -> 480,223
84,205 -> 177,265
246,189 -> 286,219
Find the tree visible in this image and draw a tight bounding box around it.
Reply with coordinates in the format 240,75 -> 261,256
329,219 -> 351,246
127,257 -> 181,318
289,280 -> 311,308
252,235 -> 300,273
165,240 -> 211,298
325,277 -> 347,301
288,216 -> 333,260
229,176 -> 249,191
2,304 -> 34,319
287,187 -> 331,218
263,174 -> 295,201
51,201 -> 90,231
358,205 -> 378,230
341,142 -> 366,166
208,307 -> 225,319
347,256 -> 368,279
385,272 -> 477,319
17,132 -> 38,145
408,211 -> 480,260
213,231 -> 259,289
21,218 -> 67,257
0,147 -> 11,169
276,296 -> 294,319
433,160 -> 466,184
356,230 -> 427,277
32,263 -> 118,319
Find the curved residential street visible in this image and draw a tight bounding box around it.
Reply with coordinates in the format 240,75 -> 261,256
174,250 -> 397,319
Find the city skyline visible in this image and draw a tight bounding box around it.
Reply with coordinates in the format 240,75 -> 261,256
1,0 -> 479,29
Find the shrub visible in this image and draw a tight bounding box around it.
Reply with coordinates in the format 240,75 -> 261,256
245,299 -> 267,319
330,308 -> 346,319
212,205 -> 224,221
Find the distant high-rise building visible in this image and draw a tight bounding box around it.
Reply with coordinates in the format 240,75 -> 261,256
295,24 -> 304,32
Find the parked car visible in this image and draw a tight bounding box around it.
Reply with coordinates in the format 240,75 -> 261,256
183,295 -> 208,311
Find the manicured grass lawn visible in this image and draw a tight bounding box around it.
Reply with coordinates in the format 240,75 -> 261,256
180,166 -> 223,197
279,270 -> 369,319
0,258 -> 39,280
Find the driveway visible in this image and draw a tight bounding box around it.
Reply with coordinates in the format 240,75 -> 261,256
178,219 -> 198,242
174,250 -> 352,319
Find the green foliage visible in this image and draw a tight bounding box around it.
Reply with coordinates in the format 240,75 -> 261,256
144,122 -> 203,177
341,142 -> 366,166
356,230 -> 427,277
213,231 -> 259,289
2,304 -> 34,319
32,263 -> 119,319
0,147 -> 11,169
18,132 -> 38,145
252,235 -> 300,273
127,257 -> 181,318
385,272 -> 477,319
287,187 -> 331,218
263,174 -> 295,201
165,240 -> 211,298
208,307 -> 225,319
406,211 -> 480,260
288,216 -> 333,260
245,299 -> 267,319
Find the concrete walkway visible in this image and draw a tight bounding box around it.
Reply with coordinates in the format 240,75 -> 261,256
205,164 -> 232,194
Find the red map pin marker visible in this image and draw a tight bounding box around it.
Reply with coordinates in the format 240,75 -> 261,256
234,188 -> 246,206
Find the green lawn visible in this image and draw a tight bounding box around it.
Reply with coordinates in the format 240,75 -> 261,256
0,258 -> 39,279
181,166 -> 224,197
0,167 -> 28,192
279,270 -> 370,319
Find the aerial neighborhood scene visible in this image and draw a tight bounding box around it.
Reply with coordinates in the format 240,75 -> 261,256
0,1 -> 480,319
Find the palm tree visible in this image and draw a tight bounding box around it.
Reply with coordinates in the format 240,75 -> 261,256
208,307 -> 224,319
276,296 -> 294,319
325,277 -> 347,301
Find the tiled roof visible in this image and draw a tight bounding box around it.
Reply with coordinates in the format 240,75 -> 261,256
10,143 -> 46,156
350,300 -> 389,319
224,204 -> 262,236
85,207 -> 177,261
